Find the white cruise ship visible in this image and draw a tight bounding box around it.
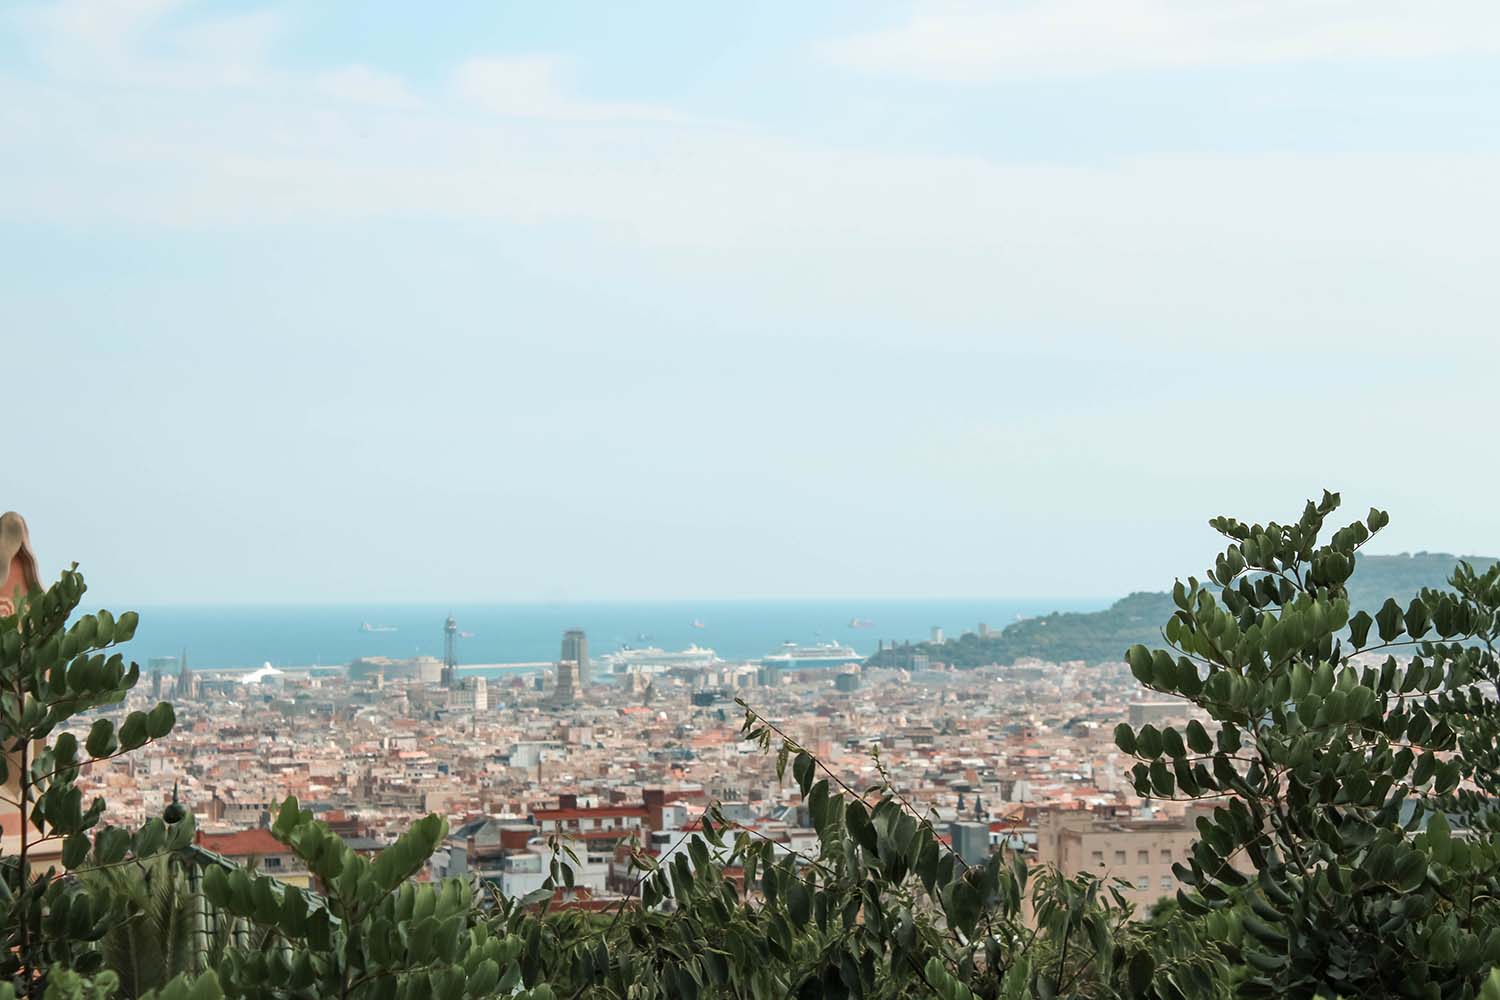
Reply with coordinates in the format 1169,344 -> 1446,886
761,641 -> 861,668
599,644 -> 722,675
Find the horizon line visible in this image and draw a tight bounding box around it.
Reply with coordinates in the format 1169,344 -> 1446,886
94,594 -> 1121,609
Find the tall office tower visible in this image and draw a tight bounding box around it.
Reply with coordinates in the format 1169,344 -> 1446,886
442,614 -> 458,688
560,628 -> 589,688
930,626 -> 945,644
553,660 -> 579,706
949,821 -> 991,866
147,656 -> 177,699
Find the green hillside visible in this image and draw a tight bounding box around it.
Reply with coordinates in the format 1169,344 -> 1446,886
872,552 -> 1497,668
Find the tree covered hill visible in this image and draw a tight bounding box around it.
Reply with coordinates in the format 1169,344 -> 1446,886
873,551 -> 1498,668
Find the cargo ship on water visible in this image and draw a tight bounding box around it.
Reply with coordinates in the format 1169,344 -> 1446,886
760,640 -> 862,668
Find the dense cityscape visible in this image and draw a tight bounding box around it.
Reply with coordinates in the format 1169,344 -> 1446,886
82,615 -> 1216,918
10,501 -> 1497,1000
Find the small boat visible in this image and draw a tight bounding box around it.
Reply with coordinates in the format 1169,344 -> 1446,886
848,617 -> 875,629
690,619 -> 706,629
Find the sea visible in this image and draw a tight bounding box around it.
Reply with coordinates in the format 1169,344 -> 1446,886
110,598 -> 1106,676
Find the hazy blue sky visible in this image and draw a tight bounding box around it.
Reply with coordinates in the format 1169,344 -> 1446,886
4,1 -> 1500,605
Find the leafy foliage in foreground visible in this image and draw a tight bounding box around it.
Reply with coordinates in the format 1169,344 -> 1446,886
14,495 -> 1500,1000
189,799 -> 552,1000
483,703 -> 1230,1000
156,735 -> 1224,1000
82,856 -> 232,997
2,567 -> 193,998
1117,493 -> 1500,999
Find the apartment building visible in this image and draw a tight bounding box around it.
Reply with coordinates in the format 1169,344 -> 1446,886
497,841 -> 611,899
532,793 -> 650,844
1034,807 -> 1215,915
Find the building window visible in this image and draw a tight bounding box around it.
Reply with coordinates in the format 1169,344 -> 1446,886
1090,850 -> 1104,866
1136,876 -> 1149,890
1161,875 -> 1174,891
1114,850 -> 1126,865
1160,849 -> 1172,863
1136,850 -> 1150,865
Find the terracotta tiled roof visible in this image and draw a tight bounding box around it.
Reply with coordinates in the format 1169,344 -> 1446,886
195,828 -> 288,857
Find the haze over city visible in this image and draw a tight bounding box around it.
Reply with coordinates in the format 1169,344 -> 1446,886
5,0 -> 1500,605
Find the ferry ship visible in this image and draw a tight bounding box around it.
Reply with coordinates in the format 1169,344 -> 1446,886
761,641 -> 861,668
847,617 -> 875,629
360,623 -> 398,633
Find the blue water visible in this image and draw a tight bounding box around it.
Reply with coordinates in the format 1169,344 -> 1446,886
108,599 -> 1107,671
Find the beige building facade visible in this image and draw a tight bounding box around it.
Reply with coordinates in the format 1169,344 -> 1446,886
1035,807 -> 1217,915
1,512 -> 63,868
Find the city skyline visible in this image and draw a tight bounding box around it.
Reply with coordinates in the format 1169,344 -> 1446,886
5,0 -> 1499,605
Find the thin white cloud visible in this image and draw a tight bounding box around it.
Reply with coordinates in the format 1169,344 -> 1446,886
164,8 -> 282,85
2,0 -> 1497,357
825,0 -> 1500,81
450,55 -> 685,123
18,0 -> 181,74
18,0 -> 282,86
315,65 -> 421,109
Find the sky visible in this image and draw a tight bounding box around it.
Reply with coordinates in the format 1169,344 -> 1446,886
3,0 -> 1500,605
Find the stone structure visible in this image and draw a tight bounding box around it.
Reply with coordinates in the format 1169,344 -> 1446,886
1,511 -> 57,864
0,511 -> 39,617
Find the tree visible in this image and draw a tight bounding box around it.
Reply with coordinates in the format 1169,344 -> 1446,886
2,566 -> 194,997
187,796 -> 553,1000
82,854 -> 234,997
1115,492 -> 1500,999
